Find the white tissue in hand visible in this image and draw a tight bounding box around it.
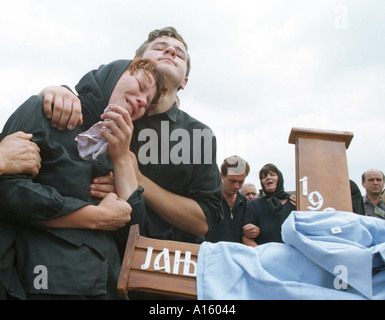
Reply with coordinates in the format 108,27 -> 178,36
75,105 -> 116,161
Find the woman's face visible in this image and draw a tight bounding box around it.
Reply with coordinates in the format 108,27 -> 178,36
109,69 -> 157,121
261,170 -> 279,193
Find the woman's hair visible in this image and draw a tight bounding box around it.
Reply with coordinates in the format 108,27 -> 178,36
129,57 -> 168,105
135,27 -> 191,77
259,163 -> 279,180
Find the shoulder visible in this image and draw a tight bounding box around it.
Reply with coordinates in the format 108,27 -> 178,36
176,108 -> 214,132
283,199 -> 296,211
13,95 -> 43,115
236,192 -> 248,205
17,95 -> 43,111
247,197 -> 266,209
2,95 -> 45,134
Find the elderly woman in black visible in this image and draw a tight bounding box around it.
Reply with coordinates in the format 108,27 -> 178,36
247,163 -> 296,245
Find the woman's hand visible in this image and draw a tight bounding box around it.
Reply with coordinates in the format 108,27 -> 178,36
90,171 -> 115,202
99,104 -> 138,201
99,104 -> 133,165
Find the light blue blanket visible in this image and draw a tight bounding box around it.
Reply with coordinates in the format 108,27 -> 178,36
196,211 -> 385,300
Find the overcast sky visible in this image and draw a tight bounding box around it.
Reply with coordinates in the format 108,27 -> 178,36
1,0 -> 384,194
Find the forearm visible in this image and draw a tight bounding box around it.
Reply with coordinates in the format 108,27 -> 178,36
113,158 -> 138,202
42,193 -> 132,231
0,175 -> 91,225
0,161 -> 5,176
138,174 -> 209,237
242,236 -> 258,247
42,205 -> 99,229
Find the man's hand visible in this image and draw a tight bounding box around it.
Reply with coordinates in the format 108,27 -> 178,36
95,193 -> 132,230
290,195 -> 297,208
41,86 -> 83,130
0,131 -> 41,178
243,223 -> 260,239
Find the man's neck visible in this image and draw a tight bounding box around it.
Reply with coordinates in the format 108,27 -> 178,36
147,90 -> 178,116
366,193 -> 381,205
223,192 -> 238,209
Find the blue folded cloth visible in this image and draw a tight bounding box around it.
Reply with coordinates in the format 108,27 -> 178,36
197,210 -> 385,300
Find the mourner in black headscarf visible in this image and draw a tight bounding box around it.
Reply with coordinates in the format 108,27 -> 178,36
246,163 -> 296,245
259,163 -> 291,213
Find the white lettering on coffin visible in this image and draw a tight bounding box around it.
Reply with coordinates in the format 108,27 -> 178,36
140,246 -> 196,277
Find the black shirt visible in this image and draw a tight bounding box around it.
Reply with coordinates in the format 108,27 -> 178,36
0,96 -> 119,295
0,220 -> 26,299
248,197 -> 295,245
205,193 -> 249,243
131,103 -> 223,243
0,60 -> 145,297
363,195 -> 385,219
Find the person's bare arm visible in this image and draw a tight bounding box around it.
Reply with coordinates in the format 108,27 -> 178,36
0,131 -> 41,178
40,86 -> 83,130
242,223 -> 259,247
130,152 -> 208,238
42,193 -> 131,230
242,236 -> 258,247
99,105 -> 138,201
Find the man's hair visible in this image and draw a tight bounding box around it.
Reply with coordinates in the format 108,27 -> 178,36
135,27 -> 191,77
241,182 -> 256,189
240,183 -> 256,193
129,57 -> 167,105
221,155 -> 250,177
361,169 -> 385,182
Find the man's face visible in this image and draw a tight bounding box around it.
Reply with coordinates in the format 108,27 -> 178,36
142,36 -> 188,91
242,185 -> 258,201
222,170 -> 247,196
362,170 -> 385,197
109,69 -> 157,121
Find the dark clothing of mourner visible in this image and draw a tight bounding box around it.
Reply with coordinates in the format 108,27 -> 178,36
0,220 -> 26,300
350,179 -> 365,216
248,167 -> 295,245
248,198 -> 295,245
205,193 -> 248,243
0,60 -> 145,299
131,103 -> 223,243
363,195 -> 385,220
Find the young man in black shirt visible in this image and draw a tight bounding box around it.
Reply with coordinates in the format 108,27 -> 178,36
205,155 -> 258,246
40,27 -> 223,243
